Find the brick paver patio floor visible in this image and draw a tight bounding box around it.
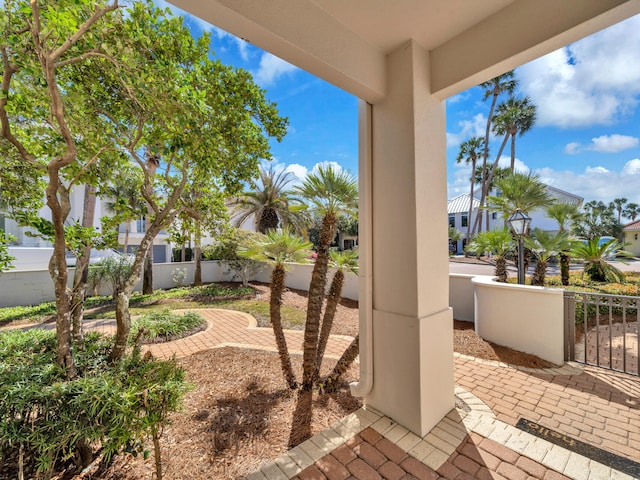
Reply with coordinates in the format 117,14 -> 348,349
12,309 -> 640,479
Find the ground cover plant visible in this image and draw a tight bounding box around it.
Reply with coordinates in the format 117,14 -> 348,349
130,309 -> 206,344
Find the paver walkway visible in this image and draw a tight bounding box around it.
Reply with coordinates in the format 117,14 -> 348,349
9,309 -> 640,479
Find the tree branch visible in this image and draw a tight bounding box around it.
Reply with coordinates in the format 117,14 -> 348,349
68,145 -> 109,188
50,2 -> 120,62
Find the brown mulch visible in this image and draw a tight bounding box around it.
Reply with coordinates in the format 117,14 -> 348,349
102,348 -> 361,480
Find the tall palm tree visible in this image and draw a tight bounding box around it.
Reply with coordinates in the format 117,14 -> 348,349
525,229 -> 571,286
314,249 -> 359,381
465,228 -> 514,282
492,96 -> 537,172
545,202 -> 582,285
488,172 -> 551,220
474,71 -> 517,235
571,237 -> 633,283
293,165 -> 358,391
623,202 -> 640,222
239,229 -> 312,389
230,165 -> 309,234
609,197 -> 627,225
456,137 -> 485,240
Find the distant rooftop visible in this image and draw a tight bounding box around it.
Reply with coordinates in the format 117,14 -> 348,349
624,219 -> 640,231
447,193 -> 480,214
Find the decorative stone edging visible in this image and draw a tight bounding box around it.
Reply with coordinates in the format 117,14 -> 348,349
453,352 -> 585,376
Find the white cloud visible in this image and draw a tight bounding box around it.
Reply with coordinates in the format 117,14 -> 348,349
537,162 -> 640,204
446,113 -> 489,148
564,134 -> 639,154
497,156 -> 529,174
284,163 -> 308,182
588,134 -> 639,153
565,142 -> 581,155
518,15 -> 640,128
253,53 -> 298,86
622,158 -> 640,175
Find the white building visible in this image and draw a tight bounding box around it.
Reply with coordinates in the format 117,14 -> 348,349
448,185 -> 583,254
2,184 -> 171,270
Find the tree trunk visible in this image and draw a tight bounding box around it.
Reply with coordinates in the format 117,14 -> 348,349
321,333 -> 359,394
313,269 -> 344,381
270,264 -> 297,389
532,259 -> 547,286
194,221 -> 202,286
124,222 -> 130,254
143,222 -> 154,294
560,252 -> 570,286
495,257 -> 508,282
288,389 -> 313,448
110,290 -> 131,362
70,184 -> 97,348
466,159 -> 476,241
301,213 -> 336,391
48,182 -> 76,378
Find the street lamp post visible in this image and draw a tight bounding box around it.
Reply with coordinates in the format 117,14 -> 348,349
507,209 -> 531,285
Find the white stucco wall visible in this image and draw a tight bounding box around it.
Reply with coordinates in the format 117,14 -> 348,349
449,274 -> 475,322
472,275 -> 564,365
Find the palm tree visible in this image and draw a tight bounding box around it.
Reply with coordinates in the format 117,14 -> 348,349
230,165 -> 308,234
488,172 -> 551,220
289,165 -> 357,447
545,202 -> 582,285
571,237 -> 633,283
314,249 -> 359,382
474,71 -> 517,235
239,229 -> 312,389
610,197 -> 628,225
492,96 -> 537,172
293,165 -> 358,391
465,228 -> 514,282
456,137 -> 485,240
623,202 -> 640,222
525,229 -> 571,286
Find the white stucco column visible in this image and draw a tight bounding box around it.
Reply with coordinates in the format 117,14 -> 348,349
364,40 -> 454,437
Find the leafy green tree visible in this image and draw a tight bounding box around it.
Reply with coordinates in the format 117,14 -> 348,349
239,229 -> 312,389
525,229 -> 570,286
466,228 -> 514,282
571,237 -> 633,283
456,136 -> 485,239
0,230 -> 16,272
230,164 -> 309,234
545,202 -> 582,285
204,229 -> 265,286
623,202 -> 640,222
573,201 -> 621,240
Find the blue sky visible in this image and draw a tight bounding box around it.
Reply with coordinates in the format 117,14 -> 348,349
157,2 -> 640,214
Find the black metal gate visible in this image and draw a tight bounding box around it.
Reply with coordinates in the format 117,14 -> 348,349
564,291 -> 639,376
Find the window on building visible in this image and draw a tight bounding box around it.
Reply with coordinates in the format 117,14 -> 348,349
449,215 -> 455,227
461,214 -> 468,227
492,212 -> 497,220
636,233 -> 638,240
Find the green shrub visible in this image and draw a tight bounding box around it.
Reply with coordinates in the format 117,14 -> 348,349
0,329 -> 187,479
130,309 -> 206,344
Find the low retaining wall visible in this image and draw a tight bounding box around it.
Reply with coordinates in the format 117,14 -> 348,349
449,274 -> 475,322
472,275 -> 564,365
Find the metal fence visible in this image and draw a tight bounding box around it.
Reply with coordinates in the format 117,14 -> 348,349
564,291 -> 639,376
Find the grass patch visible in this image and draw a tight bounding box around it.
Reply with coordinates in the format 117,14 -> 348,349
130,309 -> 207,344
215,299 -> 306,329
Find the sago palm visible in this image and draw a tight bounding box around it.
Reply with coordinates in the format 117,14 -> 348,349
571,237 -> 633,283
231,165 -> 309,234
488,172 -> 551,220
545,202 -> 582,285
239,228 -> 312,389
466,228 -> 514,282
524,229 -> 571,286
